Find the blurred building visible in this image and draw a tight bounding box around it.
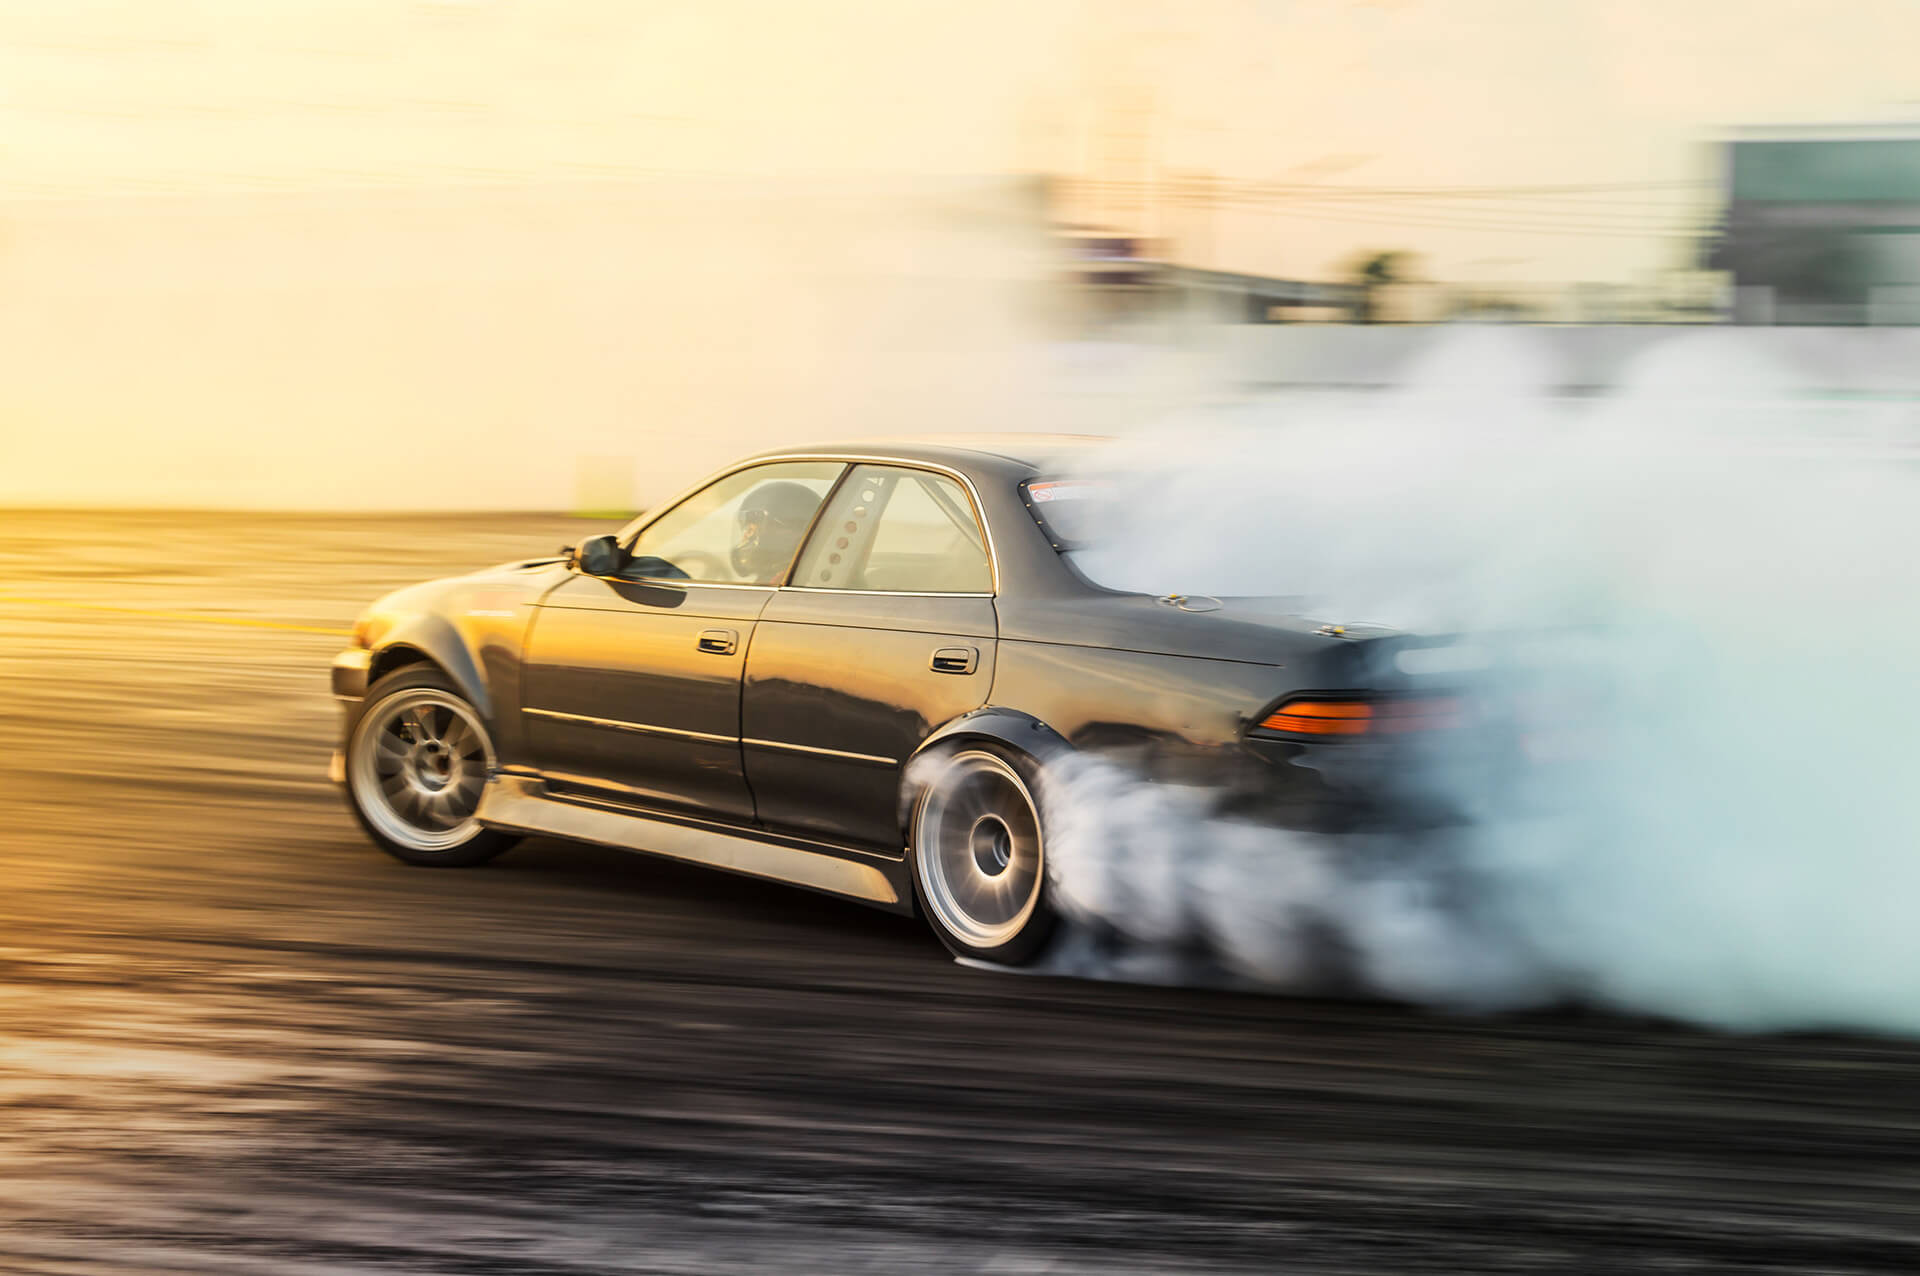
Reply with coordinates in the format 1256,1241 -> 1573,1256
1059,227 -> 1362,325
1711,123 -> 1920,325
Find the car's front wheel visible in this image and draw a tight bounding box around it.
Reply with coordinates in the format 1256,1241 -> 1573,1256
909,746 -> 1056,965
345,666 -> 517,867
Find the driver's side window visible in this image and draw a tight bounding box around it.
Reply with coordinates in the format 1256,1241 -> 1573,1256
623,462 -> 843,585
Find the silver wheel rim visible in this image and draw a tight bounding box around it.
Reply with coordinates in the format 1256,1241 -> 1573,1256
348,687 -> 493,853
914,751 -> 1043,950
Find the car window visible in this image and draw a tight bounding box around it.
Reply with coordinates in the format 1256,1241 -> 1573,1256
623,462 -> 844,585
792,464 -> 991,593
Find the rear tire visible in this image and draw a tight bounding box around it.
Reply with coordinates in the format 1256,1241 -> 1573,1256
909,745 -> 1056,965
344,666 -> 517,867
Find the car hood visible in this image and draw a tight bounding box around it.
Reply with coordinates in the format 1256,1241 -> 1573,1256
353,557 -> 569,649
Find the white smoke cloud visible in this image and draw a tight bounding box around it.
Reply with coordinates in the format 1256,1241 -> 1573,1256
1028,326 -> 1920,1035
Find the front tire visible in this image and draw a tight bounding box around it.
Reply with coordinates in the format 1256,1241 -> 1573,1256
345,666 -> 517,867
909,746 -> 1056,965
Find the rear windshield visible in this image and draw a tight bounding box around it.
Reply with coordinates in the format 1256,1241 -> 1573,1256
1024,474 -> 1299,602
1022,478 -> 1114,550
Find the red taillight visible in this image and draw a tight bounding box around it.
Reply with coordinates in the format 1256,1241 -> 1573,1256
1259,700 -> 1373,736
1257,697 -> 1467,737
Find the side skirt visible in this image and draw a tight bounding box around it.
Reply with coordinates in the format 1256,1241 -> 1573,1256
475,773 -> 913,914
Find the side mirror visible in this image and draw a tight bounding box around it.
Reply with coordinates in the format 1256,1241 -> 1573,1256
573,533 -> 625,577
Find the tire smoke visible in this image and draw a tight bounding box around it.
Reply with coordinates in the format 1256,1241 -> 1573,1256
1028,328 -> 1920,1035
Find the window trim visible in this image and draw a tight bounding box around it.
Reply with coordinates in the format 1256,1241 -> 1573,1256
782,460 -> 998,597
618,452 -> 999,596
781,586 -> 996,599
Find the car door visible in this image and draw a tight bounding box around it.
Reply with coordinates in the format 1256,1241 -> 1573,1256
741,463 -> 997,849
520,460 -> 844,820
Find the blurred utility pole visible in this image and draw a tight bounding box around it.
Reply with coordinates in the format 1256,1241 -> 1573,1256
1094,81 -> 1158,241
1079,0 -> 1181,247
1171,170 -> 1216,271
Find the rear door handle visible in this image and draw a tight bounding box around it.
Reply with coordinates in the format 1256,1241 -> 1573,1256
930,646 -> 977,675
696,628 -> 738,656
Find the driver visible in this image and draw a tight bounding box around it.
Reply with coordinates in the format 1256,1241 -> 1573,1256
731,481 -> 820,583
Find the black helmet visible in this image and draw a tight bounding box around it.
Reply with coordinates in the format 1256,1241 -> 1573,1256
731,480 -> 819,581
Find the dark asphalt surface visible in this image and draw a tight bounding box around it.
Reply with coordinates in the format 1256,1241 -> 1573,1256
3,511 -> 1918,1274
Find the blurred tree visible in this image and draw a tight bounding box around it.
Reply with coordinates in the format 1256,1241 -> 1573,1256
1344,249 -> 1413,323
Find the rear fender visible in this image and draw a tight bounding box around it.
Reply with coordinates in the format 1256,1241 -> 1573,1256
899,707 -> 1070,837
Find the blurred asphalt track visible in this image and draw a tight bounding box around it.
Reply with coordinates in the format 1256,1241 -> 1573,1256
3,511 -> 1918,1274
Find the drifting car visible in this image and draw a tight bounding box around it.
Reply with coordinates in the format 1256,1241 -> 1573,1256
331,436 -> 1469,964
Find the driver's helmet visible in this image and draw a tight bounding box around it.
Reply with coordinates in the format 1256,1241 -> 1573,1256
731,481 -> 820,582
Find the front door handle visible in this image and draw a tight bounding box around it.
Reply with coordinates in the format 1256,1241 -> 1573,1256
696,628 -> 739,656
930,646 -> 977,675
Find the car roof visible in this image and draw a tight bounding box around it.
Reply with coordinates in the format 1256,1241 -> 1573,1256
743,433 -> 1113,480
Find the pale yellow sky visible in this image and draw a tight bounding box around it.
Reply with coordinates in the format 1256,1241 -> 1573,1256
3,1 -> 1919,508
1,0 -> 1916,279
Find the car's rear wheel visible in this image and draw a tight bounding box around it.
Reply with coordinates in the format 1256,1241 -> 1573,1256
345,666 -> 516,867
909,746 -> 1055,965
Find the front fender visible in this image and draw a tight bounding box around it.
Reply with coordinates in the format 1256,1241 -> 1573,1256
369,614 -> 493,721
339,559 -> 566,774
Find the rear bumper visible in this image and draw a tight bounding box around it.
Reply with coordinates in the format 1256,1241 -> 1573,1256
1226,736 -> 1476,832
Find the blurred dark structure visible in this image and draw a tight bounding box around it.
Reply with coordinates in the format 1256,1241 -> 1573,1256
1708,124 -> 1920,325
1061,226 -> 1363,325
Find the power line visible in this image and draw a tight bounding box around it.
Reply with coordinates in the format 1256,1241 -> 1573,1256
1216,197 -> 1710,239
1244,179 -> 1712,197
1065,177 -> 1715,237
1196,189 -> 1707,238
1067,175 -> 1711,202
1234,196 -> 1698,229
1242,189 -> 1710,218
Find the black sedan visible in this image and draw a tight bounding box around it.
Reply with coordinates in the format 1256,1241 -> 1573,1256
331,437 -> 1463,964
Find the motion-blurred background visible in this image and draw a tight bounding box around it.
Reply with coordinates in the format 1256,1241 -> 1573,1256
7,6 -> 1920,1273
3,0 -> 1919,511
